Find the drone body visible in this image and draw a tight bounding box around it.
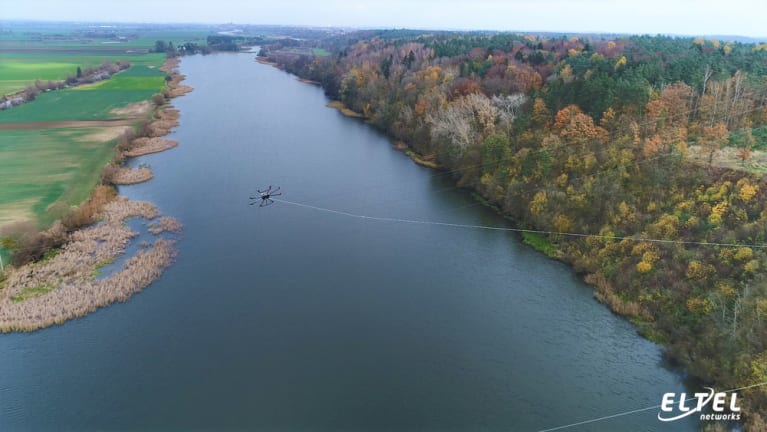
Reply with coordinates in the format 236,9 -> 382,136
250,185 -> 281,207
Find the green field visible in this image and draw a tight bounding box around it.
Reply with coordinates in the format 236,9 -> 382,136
0,23 -> 201,96
0,23 -> 210,230
0,53 -> 167,96
0,66 -> 167,123
0,127 -> 120,227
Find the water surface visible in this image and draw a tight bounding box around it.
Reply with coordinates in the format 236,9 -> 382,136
0,52 -> 698,431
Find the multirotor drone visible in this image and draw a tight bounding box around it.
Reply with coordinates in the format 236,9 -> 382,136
250,185 -> 281,207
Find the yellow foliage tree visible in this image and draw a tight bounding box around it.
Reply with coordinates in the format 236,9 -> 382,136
614,55 -> 627,70
560,64 -> 573,80
739,182 -> 758,202
686,260 -> 715,280
708,201 -> 728,225
636,261 -> 653,273
686,297 -> 712,314
745,260 -> 760,273
552,214 -> 573,232
530,191 -> 547,215
532,98 -> 550,127
734,247 -> 754,261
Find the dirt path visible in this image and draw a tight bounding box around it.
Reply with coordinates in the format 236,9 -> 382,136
0,119 -> 140,130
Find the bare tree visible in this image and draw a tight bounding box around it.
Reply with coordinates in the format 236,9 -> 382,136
427,93 -> 499,162
492,93 -> 528,132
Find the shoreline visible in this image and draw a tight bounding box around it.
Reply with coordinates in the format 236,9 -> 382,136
259,59 -> 731,405
0,57 -> 191,332
325,100 -> 366,118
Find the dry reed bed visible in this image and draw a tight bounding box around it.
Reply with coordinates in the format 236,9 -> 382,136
148,217 -> 183,235
167,73 -> 193,98
160,59 -> 192,98
169,84 -> 193,98
0,58 -> 191,332
110,167 -> 153,185
157,107 -> 180,121
0,198 -> 181,332
147,119 -> 178,137
159,58 -> 180,74
124,137 -> 178,157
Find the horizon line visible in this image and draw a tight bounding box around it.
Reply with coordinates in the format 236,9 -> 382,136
2,19 -> 766,41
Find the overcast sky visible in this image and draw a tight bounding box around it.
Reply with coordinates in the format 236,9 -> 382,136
4,0 -> 766,38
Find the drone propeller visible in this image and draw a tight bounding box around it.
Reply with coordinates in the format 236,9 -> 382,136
250,185 -> 281,207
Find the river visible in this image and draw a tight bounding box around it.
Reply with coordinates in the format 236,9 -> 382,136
0,52 -> 699,431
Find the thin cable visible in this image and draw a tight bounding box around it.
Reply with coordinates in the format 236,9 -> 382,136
273,198 -> 767,249
536,381 -> 767,432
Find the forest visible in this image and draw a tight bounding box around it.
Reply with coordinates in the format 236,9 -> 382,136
260,31 -> 767,427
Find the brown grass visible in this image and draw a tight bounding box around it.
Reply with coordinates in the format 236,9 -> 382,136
159,58 -> 180,74
156,107 -> 180,121
109,167 -> 153,185
61,185 -> 117,230
148,217 -> 183,235
0,200 -> 37,228
326,101 -> 365,118
0,197 -> 181,332
0,58 -> 192,332
405,149 -> 440,169
79,126 -> 132,143
256,57 -> 278,66
147,119 -> 178,137
688,145 -> 767,174
585,273 -> 643,318
110,101 -> 154,118
124,137 -> 178,157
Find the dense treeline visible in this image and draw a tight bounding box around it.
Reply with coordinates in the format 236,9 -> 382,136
261,31 -> 767,427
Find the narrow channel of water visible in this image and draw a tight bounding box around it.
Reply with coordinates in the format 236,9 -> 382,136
0,52 -> 699,431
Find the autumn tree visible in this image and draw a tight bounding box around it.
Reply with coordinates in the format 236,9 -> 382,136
427,93 -> 498,164
700,122 -> 729,166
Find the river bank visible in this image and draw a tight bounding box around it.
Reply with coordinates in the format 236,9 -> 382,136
260,53 -> 763,430
0,50 -> 698,431
0,57 -> 190,332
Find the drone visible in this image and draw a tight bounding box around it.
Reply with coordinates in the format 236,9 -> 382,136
250,185 -> 282,207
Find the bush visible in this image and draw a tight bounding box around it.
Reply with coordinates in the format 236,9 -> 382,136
116,129 -> 135,153
101,163 -> 120,185
61,185 -> 116,231
9,230 -> 55,266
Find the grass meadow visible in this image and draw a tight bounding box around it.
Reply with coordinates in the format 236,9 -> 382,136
0,53 -> 167,96
0,24 -> 206,231
0,127 -> 120,227
0,66 -> 167,123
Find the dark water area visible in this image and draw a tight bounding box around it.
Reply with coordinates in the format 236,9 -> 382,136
0,52 -> 700,431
